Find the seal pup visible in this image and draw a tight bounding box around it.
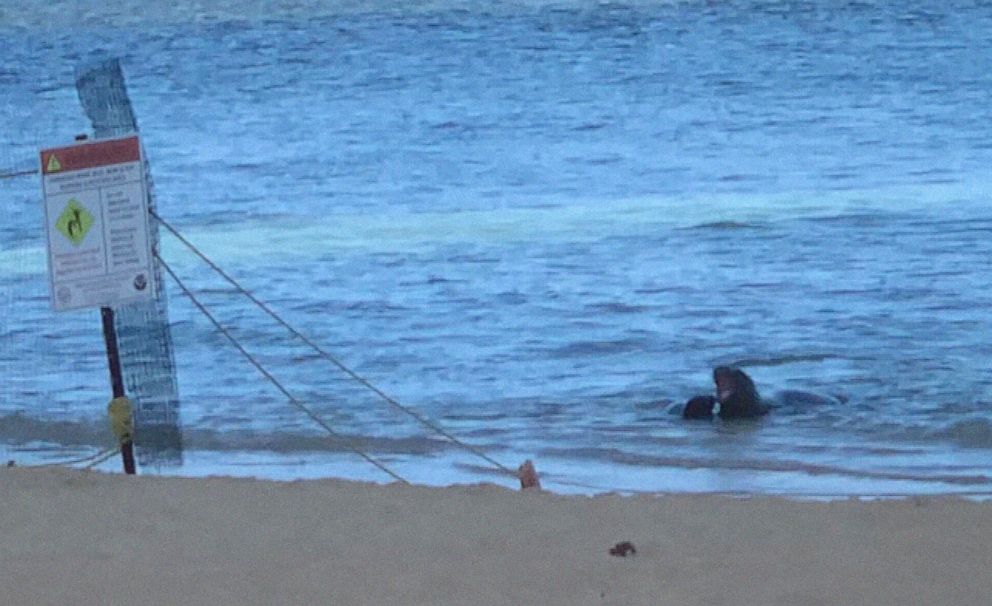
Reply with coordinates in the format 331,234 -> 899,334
682,395 -> 716,420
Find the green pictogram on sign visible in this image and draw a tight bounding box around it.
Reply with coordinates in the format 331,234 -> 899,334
56,199 -> 94,245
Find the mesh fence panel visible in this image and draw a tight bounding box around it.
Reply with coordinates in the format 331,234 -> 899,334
75,58 -> 182,464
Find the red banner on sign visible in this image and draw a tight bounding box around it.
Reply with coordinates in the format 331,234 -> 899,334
40,135 -> 141,175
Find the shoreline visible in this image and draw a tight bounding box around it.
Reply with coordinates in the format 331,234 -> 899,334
2,466 -> 991,605
6,441 -> 992,500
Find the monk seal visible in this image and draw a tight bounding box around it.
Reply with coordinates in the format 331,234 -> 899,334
682,395 -> 716,420
682,366 -> 770,419
713,365 -> 769,419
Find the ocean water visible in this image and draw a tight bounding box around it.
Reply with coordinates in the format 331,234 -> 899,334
2,0 -> 992,496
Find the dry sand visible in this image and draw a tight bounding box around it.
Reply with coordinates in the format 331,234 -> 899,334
2,467 -> 991,606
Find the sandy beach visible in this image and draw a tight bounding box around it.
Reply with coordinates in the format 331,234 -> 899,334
1,467 -> 990,605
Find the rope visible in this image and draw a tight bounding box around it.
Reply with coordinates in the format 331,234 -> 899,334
25,446 -> 120,469
82,447 -> 122,469
0,168 -> 38,180
151,211 -> 517,478
0,157 -> 513,479
156,253 -> 408,484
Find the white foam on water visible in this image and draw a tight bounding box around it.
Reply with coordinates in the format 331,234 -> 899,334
1,179 -> 986,278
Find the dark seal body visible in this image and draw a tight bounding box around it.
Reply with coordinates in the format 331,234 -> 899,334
682,395 -> 716,420
713,366 -> 769,419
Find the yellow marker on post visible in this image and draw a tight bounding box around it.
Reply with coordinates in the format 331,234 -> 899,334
107,395 -> 135,473
107,396 -> 134,444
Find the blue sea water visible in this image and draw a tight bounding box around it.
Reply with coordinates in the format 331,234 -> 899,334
2,0 -> 992,496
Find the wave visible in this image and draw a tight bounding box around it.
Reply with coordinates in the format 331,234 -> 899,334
0,412 -> 451,455
537,446 -> 992,487
927,416 -> 992,449
546,337 -> 652,359
1,0 -> 692,28
726,353 -> 842,368
682,220 -> 763,231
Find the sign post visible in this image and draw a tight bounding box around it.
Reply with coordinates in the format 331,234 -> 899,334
102,306 -> 135,474
40,134 -> 155,474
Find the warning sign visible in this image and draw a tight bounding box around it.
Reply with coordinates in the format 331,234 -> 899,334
39,135 -> 155,311
47,154 -> 62,173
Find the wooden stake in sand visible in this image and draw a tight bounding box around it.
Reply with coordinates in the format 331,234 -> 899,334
518,460 -> 541,490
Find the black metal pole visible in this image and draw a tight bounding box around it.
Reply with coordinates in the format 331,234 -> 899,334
73,132 -> 136,475
101,306 -> 135,474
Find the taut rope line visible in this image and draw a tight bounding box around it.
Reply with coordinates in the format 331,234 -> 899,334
0,168 -> 38,180
0,158 -> 514,480
23,447 -> 120,469
157,253 -> 408,484
151,210 -> 516,478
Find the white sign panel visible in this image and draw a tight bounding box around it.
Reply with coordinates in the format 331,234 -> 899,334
39,135 -> 155,311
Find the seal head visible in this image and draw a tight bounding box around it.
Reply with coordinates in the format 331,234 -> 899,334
713,366 -> 769,419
